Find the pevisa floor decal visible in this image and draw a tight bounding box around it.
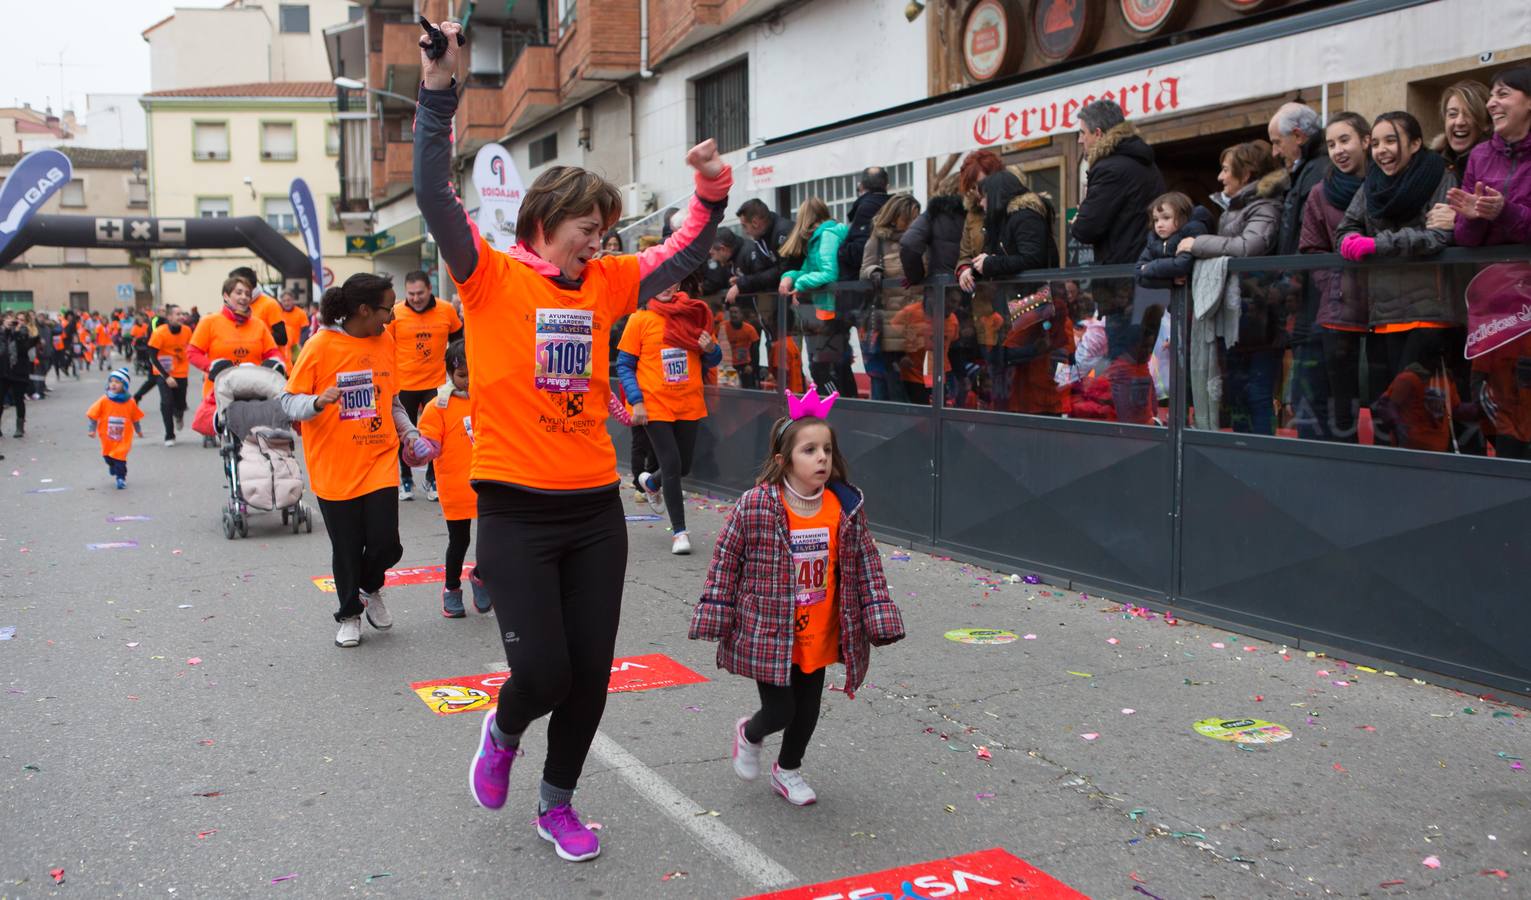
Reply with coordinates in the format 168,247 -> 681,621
410,653 -> 708,716
741,848 -> 1088,899
312,562 -> 475,593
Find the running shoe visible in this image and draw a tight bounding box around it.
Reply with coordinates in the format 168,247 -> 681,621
638,471 -> 664,514
399,482 -> 415,502
633,488 -> 648,507
115,476 -> 126,490
362,590 -> 393,629
442,587 -> 465,618
469,571 -> 492,614
468,710 -> 517,810
536,804 -> 602,862
671,532 -> 692,555
164,438 -> 175,447
335,616 -> 362,648
732,717 -> 761,781
770,763 -> 817,806
425,481 -> 438,502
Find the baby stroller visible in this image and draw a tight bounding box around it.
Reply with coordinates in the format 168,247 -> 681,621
210,362 -> 314,539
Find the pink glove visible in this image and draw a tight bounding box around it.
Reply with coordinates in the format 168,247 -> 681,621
402,436 -> 440,467
607,391 -> 633,426
1339,233 -> 1376,262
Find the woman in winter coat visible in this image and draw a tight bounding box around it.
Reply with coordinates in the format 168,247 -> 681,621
1301,111 -> 1376,443
1447,66 -> 1531,459
970,171 -> 1072,416
899,175 -> 964,285
779,198 -> 851,394
1335,111 -> 1459,390
859,194 -> 921,402
1185,140 -> 1291,434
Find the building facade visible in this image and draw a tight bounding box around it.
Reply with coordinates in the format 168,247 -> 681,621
0,147 -> 150,313
139,83 -> 370,311
142,0 -> 364,92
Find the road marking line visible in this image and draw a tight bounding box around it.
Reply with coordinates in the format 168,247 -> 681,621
590,731 -> 797,888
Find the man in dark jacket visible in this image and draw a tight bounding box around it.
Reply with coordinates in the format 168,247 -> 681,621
1070,100 -> 1166,265
840,167 -> 890,274
900,191 -> 965,284
729,199 -> 793,303
0,313 -> 32,438
1270,101 -> 1335,440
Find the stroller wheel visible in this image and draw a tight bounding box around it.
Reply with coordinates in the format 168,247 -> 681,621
281,509 -> 290,525
221,508 -> 235,540
303,505 -> 314,534
237,513 -> 249,539
290,508 -> 301,534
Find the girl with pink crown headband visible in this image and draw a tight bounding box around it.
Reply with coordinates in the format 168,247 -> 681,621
689,388 -> 906,806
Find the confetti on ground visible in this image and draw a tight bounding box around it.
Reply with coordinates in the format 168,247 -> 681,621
1128,809 -> 1146,820
1067,671 -> 1093,678
1122,708 -> 1136,715
1422,856 -> 1441,869
50,868 -> 64,884
1170,831 -> 1207,840
1212,642 -> 1226,649
1023,634 -> 1037,640
1080,733 -> 1099,741
0,626 -> 14,640
1107,638 -> 1120,645
197,830 -> 218,839
944,804 -> 956,813
1380,880 -> 1406,888
976,746 -> 992,760
271,874 -> 299,883
187,657 -> 202,666
1480,869 -> 1509,879
365,874 -> 393,884
976,792 -> 995,800
661,871 -> 688,881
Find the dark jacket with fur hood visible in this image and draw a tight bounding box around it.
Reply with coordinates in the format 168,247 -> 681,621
1136,206 -> 1214,287
1071,122 -> 1167,265
977,172 -> 1059,279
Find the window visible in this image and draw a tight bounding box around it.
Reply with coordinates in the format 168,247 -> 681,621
327,195 -> 342,230
69,292 -> 89,311
694,60 -> 749,155
325,121 -> 340,156
347,5 -> 363,22
64,247 -> 87,264
128,179 -> 148,207
197,197 -> 231,218
262,122 -> 296,161
559,0 -> 576,31
59,178 -> 86,207
193,121 -> 229,161
470,25 -> 504,75
529,132 -> 558,168
264,196 -> 297,233
279,4 -> 310,33
0,290 -> 34,312
785,162 -> 915,225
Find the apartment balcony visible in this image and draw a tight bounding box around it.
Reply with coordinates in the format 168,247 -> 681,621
647,0 -> 772,66
382,140 -> 414,196
374,20 -> 423,109
454,43 -> 558,152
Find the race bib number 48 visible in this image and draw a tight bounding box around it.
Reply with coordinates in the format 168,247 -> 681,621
790,526 -> 831,607
534,308 -> 593,393
336,369 -> 377,421
661,347 -> 690,384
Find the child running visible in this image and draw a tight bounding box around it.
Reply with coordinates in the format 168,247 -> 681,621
417,340 -> 490,617
86,367 -> 146,489
689,389 -> 906,805
280,273 -> 438,648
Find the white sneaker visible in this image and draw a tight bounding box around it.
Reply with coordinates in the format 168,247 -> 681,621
425,483 -> 439,502
770,763 -> 817,806
399,484 -> 415,501
633,489 -> 648,507
164,438 -> 175,447
732,717 -> 761,781
671,532 -> 691,555
362,591 -> 393,629
335,616 -> 362,647
638,471 -> 664,514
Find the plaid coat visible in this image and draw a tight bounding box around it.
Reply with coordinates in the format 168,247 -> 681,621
688,480 -> 905,693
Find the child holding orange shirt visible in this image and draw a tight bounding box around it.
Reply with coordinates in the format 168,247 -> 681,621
418,340 -> 491,618
86,367 -> 146,489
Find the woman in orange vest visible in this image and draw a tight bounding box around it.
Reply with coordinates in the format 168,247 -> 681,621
414,18 -> 727,863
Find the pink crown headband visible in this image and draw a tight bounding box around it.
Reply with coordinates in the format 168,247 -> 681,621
785,388 -> 839,421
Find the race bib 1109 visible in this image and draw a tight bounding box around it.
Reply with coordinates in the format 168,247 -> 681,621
534,308 -> 593,393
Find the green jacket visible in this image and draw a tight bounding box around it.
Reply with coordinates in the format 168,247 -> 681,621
783,220 -> 849,315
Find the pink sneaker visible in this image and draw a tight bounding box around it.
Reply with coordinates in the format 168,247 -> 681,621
468,711 -> 518,810
537,804 -> 602,861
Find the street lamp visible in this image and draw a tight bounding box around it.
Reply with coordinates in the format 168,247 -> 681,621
332,76 -> 415,107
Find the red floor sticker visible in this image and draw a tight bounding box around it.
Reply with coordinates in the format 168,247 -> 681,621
311,562 -> 474,593
410,653 -> 708,716
741,848 -> 1088,899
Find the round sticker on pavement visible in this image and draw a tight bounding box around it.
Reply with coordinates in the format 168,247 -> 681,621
1193,717 -> 1293,744
945,628 -> 1019,645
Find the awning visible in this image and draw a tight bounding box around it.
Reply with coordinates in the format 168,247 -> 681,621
747,0 -> 1524,189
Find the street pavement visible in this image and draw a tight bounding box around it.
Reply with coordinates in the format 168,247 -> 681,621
2,358 -> 1527,899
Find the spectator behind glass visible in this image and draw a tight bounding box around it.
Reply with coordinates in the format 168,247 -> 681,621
700,229 -> 741,297
1301,111 -> 1375,444
1185,140 -> 1290,436
859,194 -> 922,403
956,151 -> 1006,293
1335,111 -> 1459,449
1135,191 -> 1211,289
1445,66 -> 1531,460
731,198 -> 795,304
778,198 -> 852,395
1432,80 -> 1492,176
1071,99 -> 1167,265
840,167 -> 890,277
600,231 -> 624,255
900,174 -> 964,285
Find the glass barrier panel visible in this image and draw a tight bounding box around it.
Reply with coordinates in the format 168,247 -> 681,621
709,288 -> 775,393
786,283 -> 866,400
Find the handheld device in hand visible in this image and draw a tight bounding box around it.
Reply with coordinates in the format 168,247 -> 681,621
419,16 -> 465,60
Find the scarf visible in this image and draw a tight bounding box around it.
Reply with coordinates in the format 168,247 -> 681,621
1364,149 -> 1447,223
106,390 -> 129,403
1324,168 -> 1365,212
648,292 -> 713,351
221,305 -> 251,325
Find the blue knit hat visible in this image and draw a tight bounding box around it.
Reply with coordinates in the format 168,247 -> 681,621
107,366 -> 131,393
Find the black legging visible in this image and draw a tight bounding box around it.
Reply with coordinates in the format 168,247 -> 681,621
630,424 -> 658,491
639,418 -> 701,534
316,487 -> 403,621
156,378 -> 189,440
478,483 -> 626,792
397,388 -> 438,484
744,664 -> 826,770
444,518 -> 472,590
